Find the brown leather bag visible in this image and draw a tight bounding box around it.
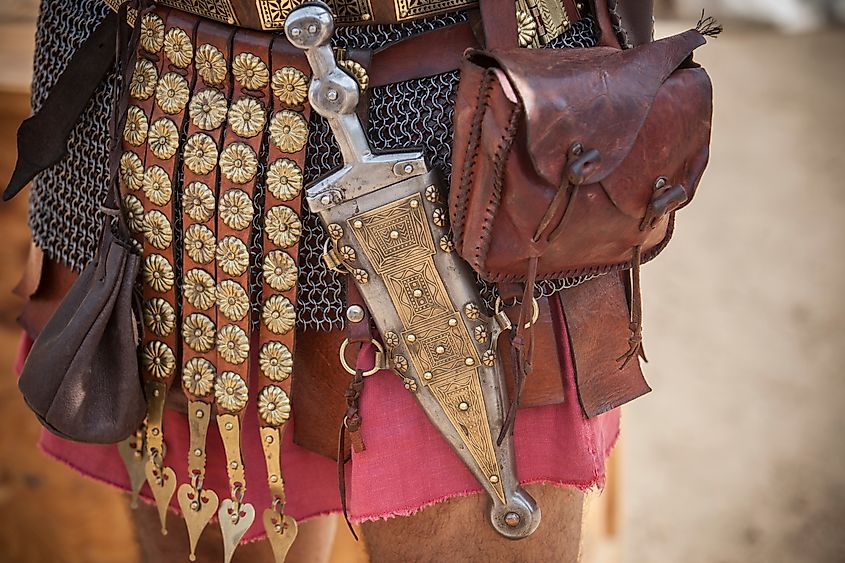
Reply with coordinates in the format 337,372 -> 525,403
449,1 -> 716,286
15,2 -> 149,443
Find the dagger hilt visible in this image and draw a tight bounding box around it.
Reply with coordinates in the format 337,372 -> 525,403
285,4 -> 371,165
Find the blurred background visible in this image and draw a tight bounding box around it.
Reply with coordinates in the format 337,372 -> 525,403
0,1 -> 843,562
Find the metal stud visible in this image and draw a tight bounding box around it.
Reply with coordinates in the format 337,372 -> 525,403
346,305 -> 365,323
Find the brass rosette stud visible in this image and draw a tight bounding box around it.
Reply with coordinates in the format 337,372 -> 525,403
184,224 -> 217,264
219,189 -> 255,231
258,342 -> 293,382
257,386 -> 291,426
143,165 -> 173,206
183,182 -> 217,223
262,295 -> 296,335
262,251 -> 297,292
214,371 -> 249,412
163,27 -> 193,68
148,117 -> 180,160
120,151 -> 144,191
140,12 -> 164,53
190,88 -> 228,131
195,43 -> 228,85
182,358 -> 216,397
183,268 -> 216,310
156,72 -> 191,114
130,59 -> 158,100
217,324 -> 250,365
124,105 -> 149,146
232,52 -> 270,90
271,67 -> 308,106
141,341 -> 176,380
143,297 -> 176,337
216,236 -> 250,277
219,142 -> 259,185
216,280 -> 250,322
143,254 -> 175,293
182,313 -> 216,354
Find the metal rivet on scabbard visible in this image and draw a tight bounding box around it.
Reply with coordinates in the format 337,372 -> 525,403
465,357 -> 475,366
458,401 -> 469,411
489,475 -> 500,484
225,422 -> 233,431
194,449 -> 202,456
409,199 -> 419,209
448,318 -> 458,327
320,195 -> 331,205
412,289 -> 423,298
353,219 -> 363,228
406,333 -> 416,343
346,305 -> 365,323
290,27 -> 301,37
326,89 -> 338,101
504,512 -> 521,527
195,409 -> 204,419
435,345 -> 445,354
389,230 -> 399,240
423,371 -> 433,381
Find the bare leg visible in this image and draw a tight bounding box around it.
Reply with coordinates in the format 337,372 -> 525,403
130,499 -> 337,563
361,484 -> 584,563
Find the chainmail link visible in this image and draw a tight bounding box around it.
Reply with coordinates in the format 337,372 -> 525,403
28,0 -> 115,273
300,16 -> 601,327
27,4 -> 599,330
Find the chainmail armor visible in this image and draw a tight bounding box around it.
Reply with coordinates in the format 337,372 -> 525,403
28,2 -> 599,331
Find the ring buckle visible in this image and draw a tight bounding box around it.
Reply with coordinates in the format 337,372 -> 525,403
339,338 -> 385,377
494,297 -> 540,329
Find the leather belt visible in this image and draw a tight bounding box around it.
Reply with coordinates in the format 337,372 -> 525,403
105,0 -> 480,29
106,0 -> 583,87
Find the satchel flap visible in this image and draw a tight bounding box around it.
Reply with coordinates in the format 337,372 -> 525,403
470,29 -> 707,187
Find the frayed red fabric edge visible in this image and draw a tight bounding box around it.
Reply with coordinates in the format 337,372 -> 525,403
350,423 -> 621,524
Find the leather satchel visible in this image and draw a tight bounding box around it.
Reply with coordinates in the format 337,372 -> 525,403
450,0 -> 716,286
15,2 -> 149,443
18,227 -> 145,443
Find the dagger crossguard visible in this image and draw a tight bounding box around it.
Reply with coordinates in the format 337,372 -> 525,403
285,3 -> 541,540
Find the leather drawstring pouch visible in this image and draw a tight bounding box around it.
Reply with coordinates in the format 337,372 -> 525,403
15,2 -> 150,443
450,0 -> 718,371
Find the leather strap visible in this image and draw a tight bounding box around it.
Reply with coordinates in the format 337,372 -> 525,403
368,19 -> 480,87
171,14 -> 228,558
124,5 -> 188,535
252,32 -> 311,560
592,0 -> 623,48
480,0 -> 518,50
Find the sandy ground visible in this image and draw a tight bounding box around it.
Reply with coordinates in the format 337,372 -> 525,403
0,15 -> 842,563
623,22 -> 845,563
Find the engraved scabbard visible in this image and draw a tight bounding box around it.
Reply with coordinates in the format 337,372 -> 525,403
285,5 -> 540,539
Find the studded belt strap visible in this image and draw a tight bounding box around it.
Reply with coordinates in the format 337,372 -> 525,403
255,36 -> 310,560
122,5 -> 187,536
174,15 -> 234,559
210,25 -> 273,560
